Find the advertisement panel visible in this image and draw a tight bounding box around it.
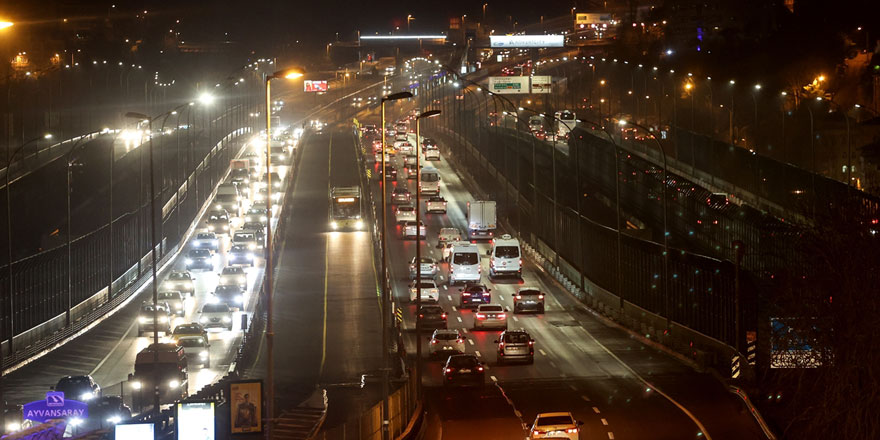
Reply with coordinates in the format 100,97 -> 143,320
304,80 -> 328,92
177,402 -> 215,440
531,76 -> 552,94
489,35 -> 564,48
22,392 -> 88,424
488,76 -> 529,94
115,423 -> 155,440
230,380 -> 262,434
575,13 -> 608,25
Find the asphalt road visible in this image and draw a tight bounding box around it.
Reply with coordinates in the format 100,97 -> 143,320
359,103 -> 765,440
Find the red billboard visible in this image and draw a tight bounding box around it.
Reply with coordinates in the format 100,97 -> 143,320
304,80 -> 328,92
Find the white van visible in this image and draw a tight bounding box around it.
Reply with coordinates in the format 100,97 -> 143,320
449,243 -> 481,285
419,166 -> 441,195
487,234 -> 522,278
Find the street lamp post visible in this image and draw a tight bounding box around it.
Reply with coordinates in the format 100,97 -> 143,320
263,67 -> 303,438
124,111 -> 160,415
414,109 -> 440,400
379,91 -> 411,440
619,119 -> 670,328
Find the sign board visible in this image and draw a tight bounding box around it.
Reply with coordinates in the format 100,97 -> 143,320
303,80 -> 328,93
22,392 -> 88,424
115,423 -> 154,440
575,13 -> 610,25
488,76 -> 529,94
531,76 -> 552,94
177,402 -> 215,440
230,380 -> 262,434
490,35 -> 564,48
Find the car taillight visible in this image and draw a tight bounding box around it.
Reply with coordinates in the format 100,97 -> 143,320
498,342 -> 505,348
431,340 -> 437,344
497,313 -> 506,319
456,338 -> 464,343
445,368 -> 453,373
476,313 -> 485,319
462,292 -> 470,296
516,295 -> 522,300
534,431 -> 545,435
418,314 -> 424,318
477,366 -> 484,371
538,294 -> 544,299
529,340 -> 535,345
441,313 -> 447,319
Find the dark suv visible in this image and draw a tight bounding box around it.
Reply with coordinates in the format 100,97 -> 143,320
417,305 -> 447,330
459,283 -> 491,309
513,287 -> 545,314
443,354 -> 485,387
495,330 -> 535,364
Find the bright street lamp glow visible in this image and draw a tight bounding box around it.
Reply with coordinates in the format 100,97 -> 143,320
284,72 -> 303,79
44,133 -> 53,139
618,120 -> 627,126
199,93 -> 215,105
0,21 -> 12,30
754,84 -> 761,90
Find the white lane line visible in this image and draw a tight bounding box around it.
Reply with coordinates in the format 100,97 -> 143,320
514,410 -> 522,418
550,361 -> 557,368
601,418 -> 608,426
607,433 -> 615,440
490,375 -> 498,382
462,328 -> 468,334
456,316 -> 462,323
512,316 -> 519,322
475,350 -> 482,357
439,275 -> 444,280
451,306 -> 457,311
447,295 -> 452,301
581,395 -> 591,402
468,339 -> 475,346
90,319 -> 136,376
593,407 -> 601,414
539,349 -> 547,356
569,384 -> 577,391
499,294 -> 505,301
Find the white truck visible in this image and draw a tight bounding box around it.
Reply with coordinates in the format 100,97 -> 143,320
467,201 -> 497,240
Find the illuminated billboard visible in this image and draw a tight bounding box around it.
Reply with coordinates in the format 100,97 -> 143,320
304,80 -> 328,92
177,402 -> 215,440
489,35 -> 564,48
488,76 -> 529,94
115,423 -> 154,440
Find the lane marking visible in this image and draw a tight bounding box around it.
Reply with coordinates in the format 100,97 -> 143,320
90,319 -> 136,376
582,395 -> 591,402
442,285 -> 448,291
539,349 -> 547,356
456,316 -> 462,323
512,316 -> 519,322
451,305 -> 457,311
447,295 -> 452,301
319,132 -> 334,375
608,433 -> 615,440
569,383 -> 578,391
462,328 -> 468,334
514,410 -> 522,418
475,350 -> 481,357
550,361 -> 557,368
468,339 -> 475,346
601,418 -> 608,426
499,294 -> 505,301
490,375 -> 498,382
593,407 -> 601,414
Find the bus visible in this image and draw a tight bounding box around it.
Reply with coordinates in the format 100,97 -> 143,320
554,110 -> 576,139
329,186 -> 364,231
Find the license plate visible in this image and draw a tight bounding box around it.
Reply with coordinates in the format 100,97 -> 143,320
459,369 -> 471,373
488,314 -> 496,318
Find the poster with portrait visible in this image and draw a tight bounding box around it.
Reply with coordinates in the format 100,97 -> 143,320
230,380 -> 262,434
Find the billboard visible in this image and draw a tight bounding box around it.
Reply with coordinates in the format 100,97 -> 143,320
488,76 -> 529,94
531,76 -> 552,94
22,392 -> 88,424
304,80 -> 328,93
230,380 -> 262,434
115,423 -> 154,440
489,35 -> 564,48
177,402 -> 215,440
575,13 -> 610,25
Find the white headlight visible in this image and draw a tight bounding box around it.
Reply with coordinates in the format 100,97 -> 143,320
175,304 -> 182,310
355,220 -> 364,229
139,317 -> 147,323
168,380 -> 180,389
222,225 -> 229,230
238,276 -> 246,283
234,295 -> 243,304
80,392 -> 94,401
208,296 -> 219,304
208,225 -> 215,231
185,282 -> 193,289
248,243 -> 256,250
223,316 -> 232,323
331,221 -> 338,230
69,418 -> 83,427
200,317 -> 208,323
247,253 -> 254,259
199,351 -> 209,359
261,216 -> 267,222
159,316 -> 168,323
6,422 -> 21,432
184,258 -> 193,265
107,416 -> 122,424
215,204 -> 222,209
131,381 -> 142,390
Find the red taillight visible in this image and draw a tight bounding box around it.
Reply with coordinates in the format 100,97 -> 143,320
476,313 -> 485,319
477,366 -> 484,372
441,313 -> 447,319
528,340 -> 534,345
498,342 -> 505,349
418,314 -> 424,318
497,313 -> 506,319
516,295 -> 522,300
431,340 -> 437,344
445,368 -> 453,373
456,338 -> 464,343
538,294 -> 544,299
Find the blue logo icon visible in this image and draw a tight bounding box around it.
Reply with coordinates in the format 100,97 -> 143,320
46,392 -> 65,407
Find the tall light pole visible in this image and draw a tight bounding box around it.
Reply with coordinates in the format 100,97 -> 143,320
619,119 -> 670,328
414,109 -> 440,400
263,67 -> 303,438
124,111 -> 160,415
379,91 -> 411,440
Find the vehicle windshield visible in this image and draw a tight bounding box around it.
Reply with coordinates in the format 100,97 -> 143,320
434,332 -> 459,340
332,198 -> 360,218
222,267 -> 243,275
519,289 -> 541,296
56,377 -> 89,388
398,206 -> 414,212
234,233 -> 255,241
196,233 -> 214,240
480,305 -> 503,312
208,214 -> 227,221
190,249 -> 210,258
413,282 -> 435,289
231,245 -> 248,253
177,338 -> 206,348
452,253 -> 478,265
216,285 -> 240,293
174,325 -> 200,334
421,173 -> 439,182
495,246 -> 520,258
202,304 -> 230,313
168,273 -> 189,281
448,356 -> 479,368
505,333 -> 531,343
158,292 -> 179,301
536,415 -> 574,426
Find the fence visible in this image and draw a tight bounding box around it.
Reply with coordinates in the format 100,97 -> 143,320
317,374 -> 419,440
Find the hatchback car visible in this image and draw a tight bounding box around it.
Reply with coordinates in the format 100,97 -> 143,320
474,304 -> 507,330
395,204 -> 416,223
185,249 -> 214,271
137,302 -> 172,336
418,305 -> 448,330
443,354 -> 485,387
495,329 -> 535,364
228,244 -> 255,266
380,165 -> 398,180
459,283 -> 491,308
171,322 -> 208,342
409,279 -> 438,303
199,303 -> 233,330
392,188 -> 411,204
514,287 -> 546,314
425,196 -> 447,214
409,257 -> 437,279
213,284 -> 245,310
192,232 -> 219,253
177,336 -> 211,368
205,210 -> 230,235
430,329 -> 465,357
529,412 -> 583,439
424,148 -> 440,161
163,271 -> 194,297
402,221 -> 426,239
53,375 -> 101,401
219,266 -> 248,289
157,291 -> 185,317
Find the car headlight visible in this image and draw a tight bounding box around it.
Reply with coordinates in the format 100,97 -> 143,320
184,258 -> 193,265
139,317 -> 147,324
274,182 -> 281,188
69,418 -> 83,427
215,204 -> 222,209
208,296 -> 219,304
193,240 -> 201,246
222,225 -> 229,230
6,422 -> 21,432
248,243 -> 257,250
237,196 -> 242,202
247,253 -> 254,259
200,317 -> 208,323
159,316 -> 168,323
244,178 -> 250,184
231,204 -> 238,209
355,220 -> 364,229
331,221 -> 338,230
80,392 -> 94,401
199,351 -> 209,359
168,380 -> 180,389
207,225 -> 215,231
131,381 -> 142,390
238,276 -> 246,283
107,416 -> 122,424
175,304 -> 182,310
223,316 -> 232,323
234,295 -> 243,304
185,282 -> 193,289
261,216 -> 267,222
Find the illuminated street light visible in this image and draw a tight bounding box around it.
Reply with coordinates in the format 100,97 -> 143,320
754,84 -> 762,90
0,21 -> 12,30
198,92 -> 215,105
